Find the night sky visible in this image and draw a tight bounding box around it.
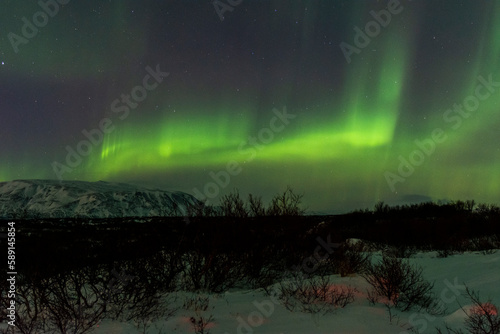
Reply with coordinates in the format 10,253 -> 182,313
1,0 -> 499,213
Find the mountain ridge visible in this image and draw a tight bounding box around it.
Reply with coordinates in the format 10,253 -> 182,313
0,179 -> 200,219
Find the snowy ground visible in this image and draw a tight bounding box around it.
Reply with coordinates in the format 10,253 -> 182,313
89,250 -> 500,334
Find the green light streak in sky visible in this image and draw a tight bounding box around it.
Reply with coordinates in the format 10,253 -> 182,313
3,3 -> 500,214
93,109 -> 253,177
266,29 -> 413,162
83,23 -> 417,186
348,29 -> 411,147
426,0 -> 500,199
482,2 -> 500,71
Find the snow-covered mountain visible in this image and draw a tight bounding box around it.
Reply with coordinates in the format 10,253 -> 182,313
0,179 -> 200,218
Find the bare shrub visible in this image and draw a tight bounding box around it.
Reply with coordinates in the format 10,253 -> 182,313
220,190 -> 248,218
9,263 -> 177,334
190,314 -> 214,334
384,244 -> 418,259
40,270 -> 107,334
333,241 -> 370,277
103,263 -> 177,333
471,237 -> 498,255
181,251 -> 245,293
133,250 -> 183,293
9,275 -> 49,334
266,186 -> 305,216
366,288 -> 379,306
242,246 -> 289,289
248,193 -> 266,217
277,272 -> 356,314
362,255 -> 436,312
475,203 -> 499,216
374,201 -> 390,215
465,295 -> 500,334
183,294 -> 210,312
183,294 -> 214,334
492,234 -> 500,249
440,286 -> 500,334
185,200 -> 217,218
437,248 -> 454,258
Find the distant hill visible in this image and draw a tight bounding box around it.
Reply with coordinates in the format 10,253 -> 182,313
0,179 -> 200,218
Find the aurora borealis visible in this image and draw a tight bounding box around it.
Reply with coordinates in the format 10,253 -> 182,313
1,1 -> 499,213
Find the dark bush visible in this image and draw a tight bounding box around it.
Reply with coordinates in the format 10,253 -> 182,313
437,287 -> 499,334
463,287 -> 500,334
276,272 -> 356,314
180,251 -> 245,293
266,186 -> 305,216
362,254 -> 436,312
220,190 -> 248,218
6,262 -> 177,334
333,241 -> 371,277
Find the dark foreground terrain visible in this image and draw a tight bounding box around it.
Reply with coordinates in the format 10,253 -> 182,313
1,201 -> 499,333
3,200 -> 499,279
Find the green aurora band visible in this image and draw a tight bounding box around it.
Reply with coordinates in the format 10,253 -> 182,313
2,2 -> 500,212
95,10 -> 498,210
85,16 -> 424,209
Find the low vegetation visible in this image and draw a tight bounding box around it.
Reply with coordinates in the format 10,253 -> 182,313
362,254 -> 437,312
1,189 -> 499,333
437,286 -> 500,334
